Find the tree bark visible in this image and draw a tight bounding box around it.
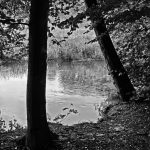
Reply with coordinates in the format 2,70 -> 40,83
0,47 -> 4,60
84,0 -> 136,101
26,0 -> 58,149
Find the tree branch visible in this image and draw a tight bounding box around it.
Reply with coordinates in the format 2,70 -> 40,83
0,19 -> 29,26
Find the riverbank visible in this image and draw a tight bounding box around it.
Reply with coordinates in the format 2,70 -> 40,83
0,57 -> 104,68
48,95 -> 150,150
1,59 -> 150,149
0,41 -> 103,64
1,96 -> 150,150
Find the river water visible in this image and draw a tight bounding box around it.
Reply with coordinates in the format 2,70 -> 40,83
0,60 -> 115,126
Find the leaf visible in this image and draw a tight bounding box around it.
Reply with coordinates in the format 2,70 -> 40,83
62,107 -> 69,111
51,26 -> 55,31
69,109 -> 78,114
48,31 -> 54,37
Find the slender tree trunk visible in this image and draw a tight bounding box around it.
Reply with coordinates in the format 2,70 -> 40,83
84,0 -> 136,101
26,0 -> 58,149
0,47 -> 4,60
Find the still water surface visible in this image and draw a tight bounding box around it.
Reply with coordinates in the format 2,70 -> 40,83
0,61 -> 115,126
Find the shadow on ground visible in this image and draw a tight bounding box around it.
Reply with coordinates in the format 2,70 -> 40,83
1,100 -> 150,150
48,101 -> 150,150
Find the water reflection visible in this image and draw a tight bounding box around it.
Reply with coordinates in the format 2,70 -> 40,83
0,62 -> 27,126
60,62 -> 110,96
47,61 -> 114,97
0,62 -> 27,79
0,61 -> 115,126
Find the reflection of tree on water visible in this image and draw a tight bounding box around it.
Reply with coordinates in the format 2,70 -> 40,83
0,62 -> 27,79
47,62 -> 57,81
57,61 -> 114,96
0,61 -> 115,96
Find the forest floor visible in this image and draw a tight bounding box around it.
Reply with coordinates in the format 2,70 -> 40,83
1,100 -> 150,150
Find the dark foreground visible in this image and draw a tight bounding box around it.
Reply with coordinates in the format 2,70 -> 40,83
1,100 -> 150,150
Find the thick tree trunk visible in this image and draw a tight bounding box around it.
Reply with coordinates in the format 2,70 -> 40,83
26,0 -> 58,149
84,0 -> 136,101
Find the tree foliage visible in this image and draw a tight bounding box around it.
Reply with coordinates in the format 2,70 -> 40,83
53,0 -> 150,97
0,0 -> 29,60
107,0 -> 150,94
1,0 -> 150,94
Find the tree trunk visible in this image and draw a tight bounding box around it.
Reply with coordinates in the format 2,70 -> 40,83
26,0 -> 58,149
0,47 -> 4,60
84,0 -> 136,101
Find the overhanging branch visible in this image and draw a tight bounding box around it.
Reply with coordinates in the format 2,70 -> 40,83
0,19 -> 29,26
